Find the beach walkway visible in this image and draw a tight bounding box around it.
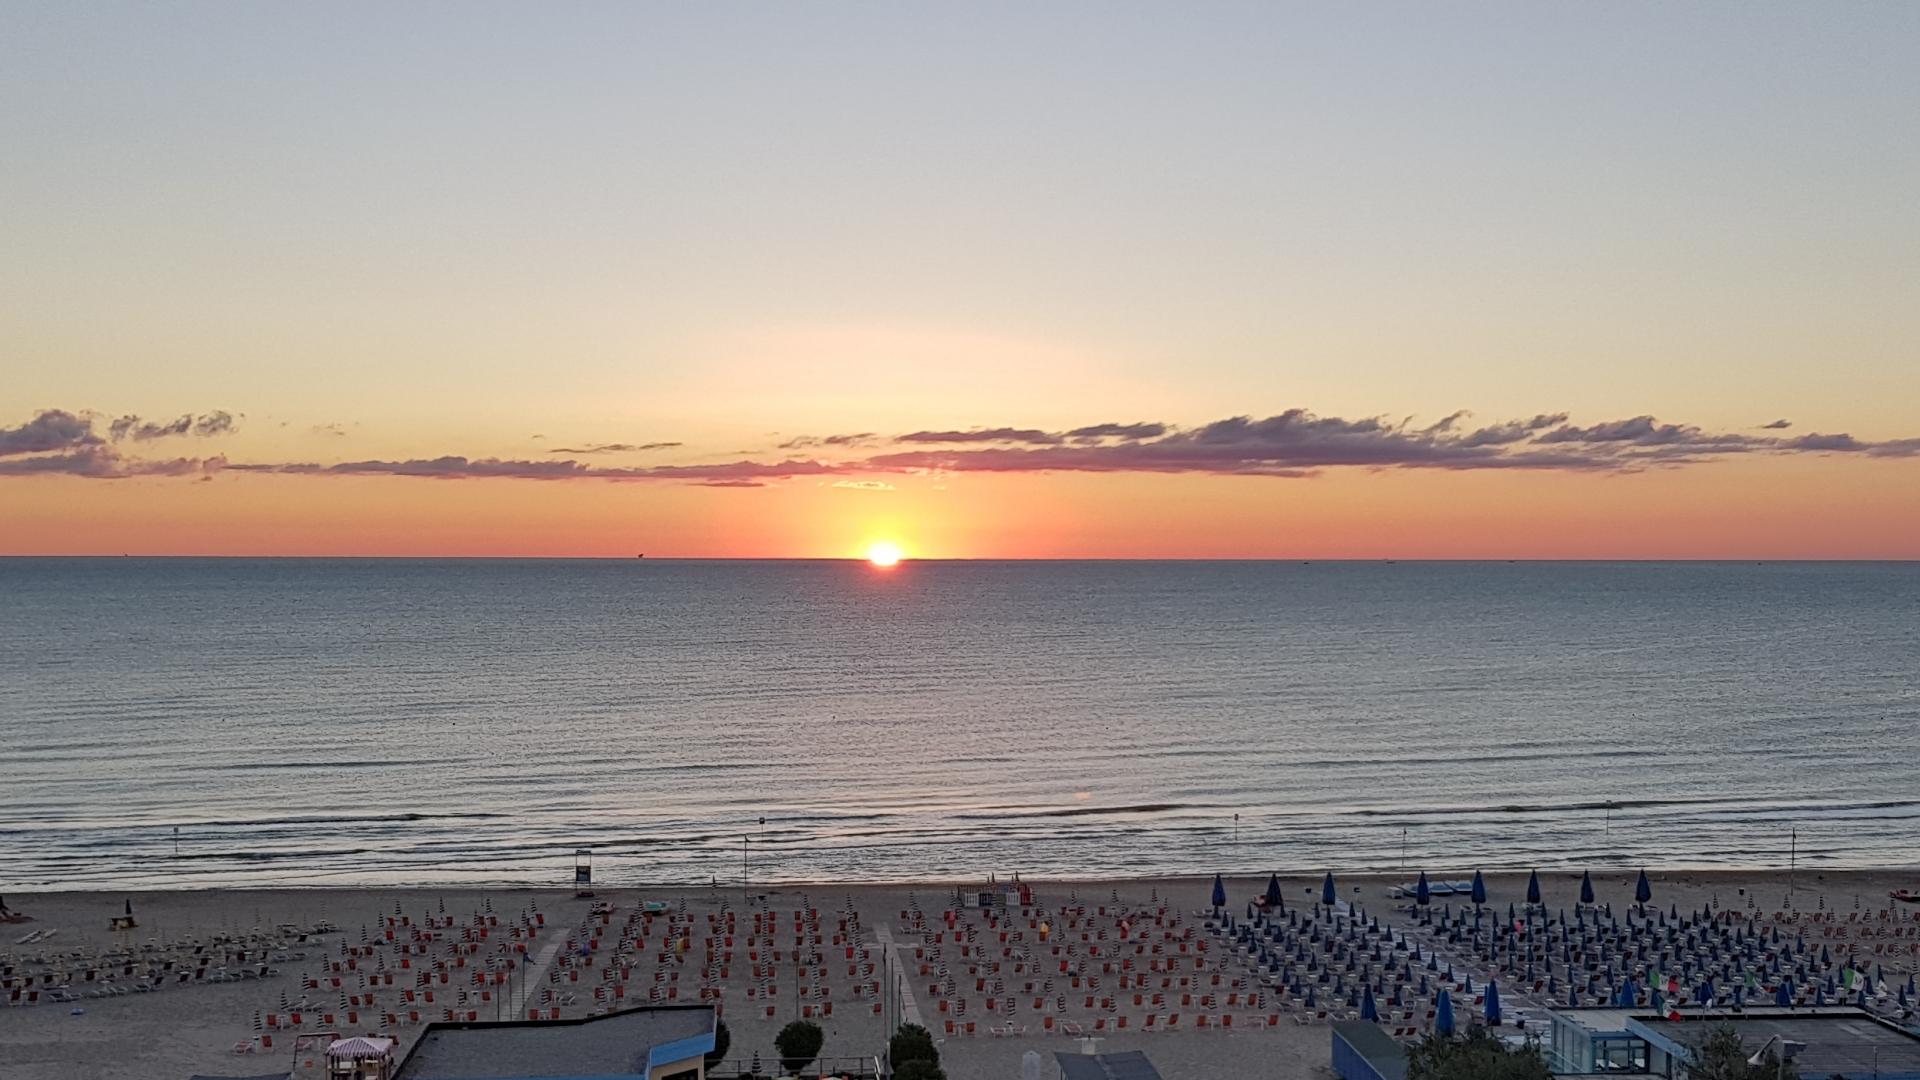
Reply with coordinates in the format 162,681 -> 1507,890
874,925 -> 925,1029
512,919 -> 574,1018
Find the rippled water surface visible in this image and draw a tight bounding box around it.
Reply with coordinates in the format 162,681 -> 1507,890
2,558 -> 1916,889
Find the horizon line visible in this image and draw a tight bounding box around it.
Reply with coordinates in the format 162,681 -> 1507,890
4,554 -> 1918,564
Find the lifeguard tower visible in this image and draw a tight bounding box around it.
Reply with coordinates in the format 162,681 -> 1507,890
573,848 -> 594,898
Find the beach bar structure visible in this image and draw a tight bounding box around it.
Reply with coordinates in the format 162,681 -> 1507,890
1547,1006 -> 1920,1079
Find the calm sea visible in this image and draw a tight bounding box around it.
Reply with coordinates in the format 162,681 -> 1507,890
2,559 -> 1916,890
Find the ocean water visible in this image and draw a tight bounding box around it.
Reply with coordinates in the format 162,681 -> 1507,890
1,558 -> 1916,890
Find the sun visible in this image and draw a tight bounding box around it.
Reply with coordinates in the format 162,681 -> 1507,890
865,541 -> 903,567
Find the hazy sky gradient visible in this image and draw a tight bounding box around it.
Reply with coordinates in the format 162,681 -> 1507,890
3,3 -> 1917,556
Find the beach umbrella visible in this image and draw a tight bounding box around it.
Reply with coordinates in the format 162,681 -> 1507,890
1484,980 -> 1502,1026
1211,874 -> 1227,911
1569,984 -> 1580,1007
1580,871 -> 1596,906
1322,873 -> 1337,906
1471,871 -> 1487,907
1361,984 -> 1378,1021
1264,874 -> 1283,908
1435,989 -> 1456,1035
1775,982 -> 1792,1007
1305,987 -> 1316,1008
1527,870 -> 1542,906
1416,871 -> 1431,907
1635,870 -> 1652,906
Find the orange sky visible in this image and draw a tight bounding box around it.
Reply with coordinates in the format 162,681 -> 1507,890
3,6 -> 1918,557
5,454 -> 1916,559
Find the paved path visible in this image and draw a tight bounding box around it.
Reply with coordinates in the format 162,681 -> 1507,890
511,917 -> 574,1016
874,925 -> 925,1029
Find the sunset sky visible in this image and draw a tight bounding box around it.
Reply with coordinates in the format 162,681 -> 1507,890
4,3 -> 1918,557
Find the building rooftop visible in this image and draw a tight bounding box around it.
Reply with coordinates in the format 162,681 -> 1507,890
1625,1008 -> 1920,1079
394,1005 -> 714,1080
1053,1050 -> 1165,1080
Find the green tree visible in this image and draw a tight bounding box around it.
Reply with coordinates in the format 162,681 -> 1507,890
1407,1027 -> 1553,1080
893,1061 -> 946,1080
889,1023 -> 939,1068
775,1019 -> 824,1074
1684,1025 -> 1801,1080
704,1019 -> 730,1067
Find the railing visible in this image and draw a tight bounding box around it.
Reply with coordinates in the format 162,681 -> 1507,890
705,1054 -> 883,1079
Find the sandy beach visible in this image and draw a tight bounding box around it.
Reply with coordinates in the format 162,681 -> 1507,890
3,869 -> 1916,1080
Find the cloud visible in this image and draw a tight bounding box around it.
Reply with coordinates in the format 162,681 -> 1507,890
313,422 -> 350,437
0,410 -> 101,456
1459,413 -> 1569,447
109,411 -> 237,441
894,428 -> 1063,445
546,442 -> 682,454
1533,415 -> 1765,448
1762,419 -> 1793,429
778,433 -> 877,449
6,405 -> 1919,486
1064,422 -> 1168,441
0,445 -> 224,478
221,455 -> 845,483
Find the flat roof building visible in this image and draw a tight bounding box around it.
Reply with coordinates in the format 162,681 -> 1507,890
392,1004 -> 715,1080
1550,1006 -> 1920,1080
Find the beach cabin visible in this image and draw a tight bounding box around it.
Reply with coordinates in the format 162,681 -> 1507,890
326,1036 -> 397,1080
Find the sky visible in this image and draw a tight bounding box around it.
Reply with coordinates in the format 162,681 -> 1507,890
3,2 -> 1918,558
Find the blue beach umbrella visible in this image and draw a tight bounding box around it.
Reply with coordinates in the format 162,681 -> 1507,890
1485,980 -> 1502,1026
1361,984 -> 1378,1021
1211,873 -> 1227,910
1264,874 -> 1283,908
1471,871 -> 1487,907
1323,872 -> 1337,906
1435,989 -> 1455,1035
1635,870 -> 1652,906
1527,870 -> 1542,906
1775,982 -> 1792,1007
1580,871 -> 1596,906
1416,871 -> 1431,907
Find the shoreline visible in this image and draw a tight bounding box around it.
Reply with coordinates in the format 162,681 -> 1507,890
9,864 -> 1916,896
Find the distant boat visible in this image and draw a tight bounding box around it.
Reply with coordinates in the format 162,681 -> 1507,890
636,554 -> 645,559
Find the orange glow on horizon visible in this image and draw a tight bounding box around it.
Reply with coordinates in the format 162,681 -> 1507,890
865,541 -> 903,567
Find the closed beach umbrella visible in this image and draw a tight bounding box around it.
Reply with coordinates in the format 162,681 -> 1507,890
1416,871 -> 1431,907
1471,871 -> 1487,907
1635,870 -> 1652,906
1361,984 -> 1378,1021
1435,989 -> 1455,1035
1484,980 -> 1502,1026
1527,870 -> 1542,906
1264,874 -> 1282,908
1211,874 -> 1227,911
1580,871 -> 1596,906
1775,982 -> 1792,1007
1322,872 -> 1337,906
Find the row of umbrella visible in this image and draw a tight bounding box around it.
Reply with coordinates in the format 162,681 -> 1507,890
1213,868 -> 1655,912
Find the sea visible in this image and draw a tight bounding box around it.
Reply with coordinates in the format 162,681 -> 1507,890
2,558 -> 1916,891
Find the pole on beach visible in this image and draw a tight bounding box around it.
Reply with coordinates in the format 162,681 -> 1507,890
1789,828 -> 1796,904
